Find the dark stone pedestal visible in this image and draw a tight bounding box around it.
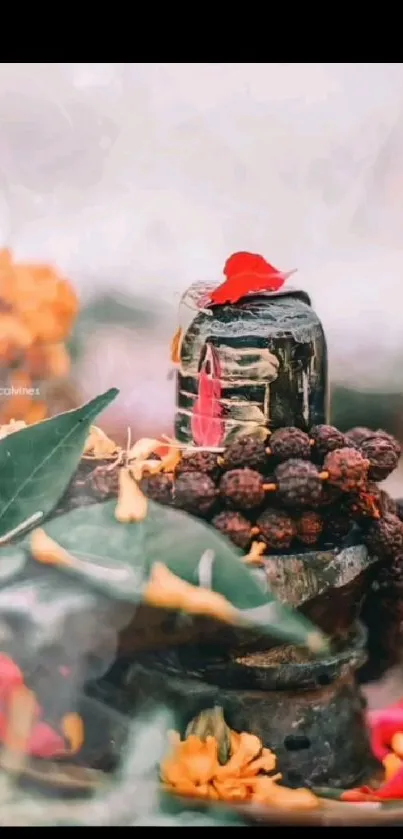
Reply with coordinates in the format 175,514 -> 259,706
252,542 -> 378,640
124,624 -> 374,789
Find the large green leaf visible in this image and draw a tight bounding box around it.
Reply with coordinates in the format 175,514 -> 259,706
0,388 -> 118,540
33,499 -> 328,652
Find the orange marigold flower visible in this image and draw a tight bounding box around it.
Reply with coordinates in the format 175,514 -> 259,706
161,732 -> 219,788
0,314 -> 33,360
0,250 -> 78,342
25,343 -> 70,379
0,394 -> 32,423
24,401 -> 48,425
19,310 -> 69,344
160,721 -> 320,811
10,370 -> 32,390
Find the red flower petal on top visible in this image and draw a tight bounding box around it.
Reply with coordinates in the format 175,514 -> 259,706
205,251 -> 296,307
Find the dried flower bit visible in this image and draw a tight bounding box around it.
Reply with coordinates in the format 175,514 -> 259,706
243,541 -> 266,566
115,468 -> 148,523
307,630 -> 329,654
263,482 -> 277,492
129,459 -> 161,482
83,425 -> 119,460
60,712 -> 84,755
127,437 -> 162,462
0,419 -> 27,439
127,439 -> 181,477
159,446 -> 181,474
30,528 -> 75,568
391,732 -> 403,758
319,471 -> 329,480
383,752 -> 402,781
250,526 -> 260,536
170,326 -> 183,364
144,562 -> 237,624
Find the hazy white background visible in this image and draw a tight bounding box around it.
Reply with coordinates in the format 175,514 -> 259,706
1,63 -> 403,432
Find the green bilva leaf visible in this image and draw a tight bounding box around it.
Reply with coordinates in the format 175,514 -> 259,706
31,499 -> 328,653
0,388 -> 118,541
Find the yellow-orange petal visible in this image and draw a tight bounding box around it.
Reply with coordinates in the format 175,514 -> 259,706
391,732 -> 403,759
84,425 -> 119,459
0,314 -> 33,351
24,401 -> 48,425
61,712 -> 84,755
27,343 -> 71,379
144,562 -> 237,625
127,437 -> 163,462
160,757 -> 190,788
383,752 -> 403,781
213,778 -> 250,802
130,458 -> 162,481
0,395 -> 33,423
177,733 -> 209,757
30,528 -> 75,569
214,732 -> 262,778
174,780 -> 211,799
176,735 -> 218,785
115,468 -> 148,523
160,447 -> 181,473
240,749 -> 277,777
170,327 -> 183,365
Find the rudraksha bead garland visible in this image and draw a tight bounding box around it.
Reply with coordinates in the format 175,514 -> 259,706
64,423 -> 403,562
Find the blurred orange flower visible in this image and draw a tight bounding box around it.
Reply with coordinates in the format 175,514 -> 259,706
161,725 -> 319,811
0,248 -> 78,424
